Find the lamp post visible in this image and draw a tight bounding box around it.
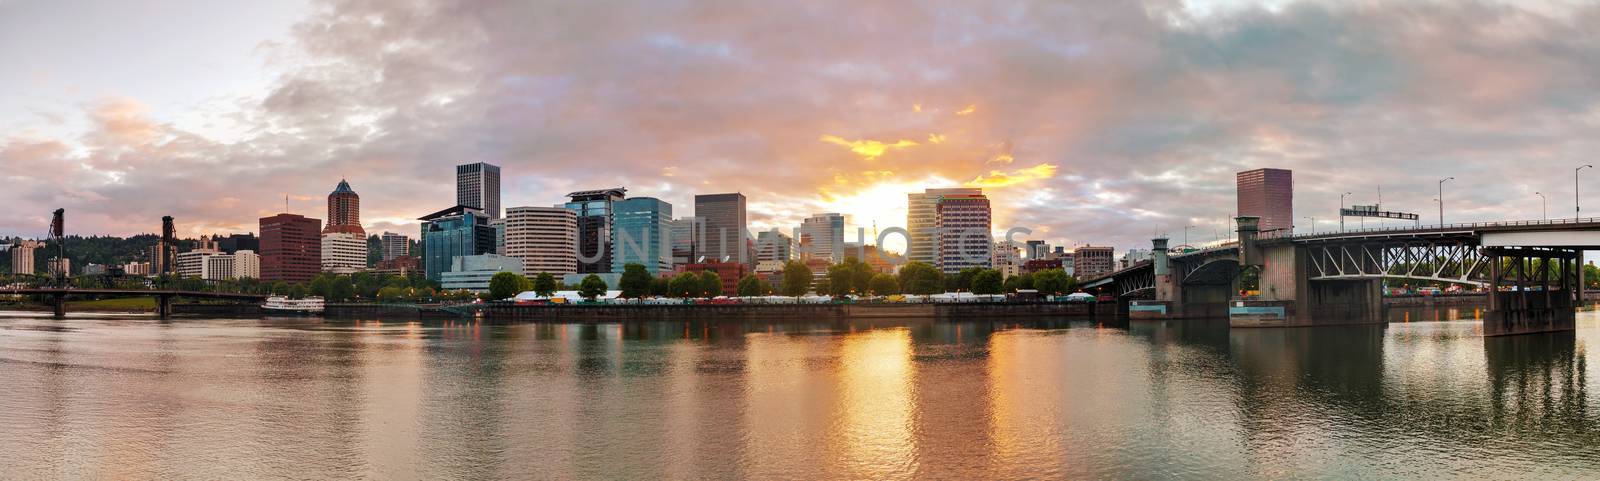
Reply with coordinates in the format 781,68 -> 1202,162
1184,225 -> 1195,247
1340,192 -> 1352,232
1579,165 -> 1593,221
1303,216 -> 1316,235
1536,191 -> 1547,221
1437,177 -> 1454,225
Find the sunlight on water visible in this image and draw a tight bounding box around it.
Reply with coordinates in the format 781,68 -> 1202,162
2,310 -> 1599,479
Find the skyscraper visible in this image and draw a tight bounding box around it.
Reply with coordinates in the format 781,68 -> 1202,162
798,213 -> 846,264
694,193 -> 748,264
418,205 -> 496,281
907,188 -> 984,267
669,216 -> 702,265
456,162 -> 502,219
1237,168 -> 1293,234
9,240 -> 38,275
935,191 -> 993,273
505,206 -> 578,276
324,179 -> 363,235
260,213 -> 322,283
610,197 -> 673,274
565,188 -> 626,274
321,179 -> 367,273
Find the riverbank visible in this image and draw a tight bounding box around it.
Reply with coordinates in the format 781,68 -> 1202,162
470,301 -> 1108,322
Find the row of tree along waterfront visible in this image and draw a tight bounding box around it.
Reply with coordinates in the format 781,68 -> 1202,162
486,258 -> 1081,302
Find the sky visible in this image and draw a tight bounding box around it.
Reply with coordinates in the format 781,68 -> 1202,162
3,0 -> 1599,254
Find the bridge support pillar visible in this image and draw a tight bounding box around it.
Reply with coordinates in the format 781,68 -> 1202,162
157,294 -> 173,320
1485,248 -> 1577,336
1132,238 -> 1180,319
51,293 -> 65,319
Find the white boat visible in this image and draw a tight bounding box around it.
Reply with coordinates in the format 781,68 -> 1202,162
263,296 -> 325,315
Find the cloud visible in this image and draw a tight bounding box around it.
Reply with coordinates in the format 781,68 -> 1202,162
2,0 -> 1599,254
818,135 -> 919,161
967,164 -> 1059,188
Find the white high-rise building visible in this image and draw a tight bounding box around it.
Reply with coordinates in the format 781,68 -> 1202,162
756,230 -> 795,263
124,261 -> 151,276
9,240 -> 39,275
798,213 -> 846,264
504,206 -> 578,276
176,249 -> 221,278
198,250 -> 260,281
907,188 -> 984,268
321,232 -> 367,274
381,232 -> 410,261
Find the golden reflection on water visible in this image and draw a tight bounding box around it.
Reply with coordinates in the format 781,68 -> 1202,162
832,328 -> 917,480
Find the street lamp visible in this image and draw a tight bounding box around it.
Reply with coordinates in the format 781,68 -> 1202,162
1536,191 -> 1547,221
1340,192 -> 1352,232
1303,216 -> 1316,234
1437,177 -> 1454,225
1579,165 -> 1593,221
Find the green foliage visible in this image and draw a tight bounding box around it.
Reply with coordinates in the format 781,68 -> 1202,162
868,273 -> 900,295
813,277 -> 831,296
826,257 -> 876,296
952,267 -> 985,292
376,286 -> 405,302
1033,268 -> 1074,294
651,276 -> 671,297
618,263 -> 655,298
698,271 -> 723,297
288,283 -> 309,299
668,272 -> 701,298
488,271 -> 527,300
971,269 -> 1004,295
578,274 -> 608,300
780,260 -> 812,296
1003,272 -> 1035,292
534,272 -> 558,297
898,261 -> 945,295
736,275 -> 771,296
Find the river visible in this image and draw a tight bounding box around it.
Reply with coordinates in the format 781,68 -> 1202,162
1,307 -> 1597,480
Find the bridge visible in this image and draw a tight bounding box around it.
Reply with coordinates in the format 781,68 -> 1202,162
0,288 -> 268,319
1082,216 -> 1600,336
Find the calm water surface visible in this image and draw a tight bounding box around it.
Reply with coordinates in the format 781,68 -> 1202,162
2,308 -> 1598,480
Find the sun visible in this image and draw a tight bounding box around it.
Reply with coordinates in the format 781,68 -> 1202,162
818,176 -> 957,254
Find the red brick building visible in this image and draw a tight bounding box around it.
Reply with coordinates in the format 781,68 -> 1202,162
680,261 -> 747,295
260,213 -> 322,283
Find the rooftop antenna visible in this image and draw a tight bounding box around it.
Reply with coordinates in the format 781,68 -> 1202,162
284,194 -> 289,213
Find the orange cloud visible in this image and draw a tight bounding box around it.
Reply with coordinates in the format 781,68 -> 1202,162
819,134 -> 918,160
955,104 -> 976,116
928,133 -> 946,144
965,163 -> 1057,187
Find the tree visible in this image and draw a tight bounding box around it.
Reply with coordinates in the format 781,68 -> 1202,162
971,269 -> 1004,295
699,271 -> 723,297
826,257 -> 875,296
736,275 -> 770,296
1003,272 -> 1035,292
898,261 -> 944,295
377,286 -> 404,303
488,271 -> 527,300
618,263 -> 654,298
578,274 -> 608,301
780,260 -> 812,296
952,267 -> 985,292
529,272 -> 557,297
270,281 -> 289,295
813,277 -> 832,296
329,275 -> 356,302
669,272 -> 701,298
1033,268 -> 1072,295
308,273 -> 331,299
651,276 -> 671,297
868,273 -> 900,296
288,283 -> 310,299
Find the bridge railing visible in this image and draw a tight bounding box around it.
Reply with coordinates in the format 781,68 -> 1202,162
1259,216 -> 1600,241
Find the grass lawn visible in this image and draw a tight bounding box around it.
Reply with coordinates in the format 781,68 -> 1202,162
65,297 -> 157,311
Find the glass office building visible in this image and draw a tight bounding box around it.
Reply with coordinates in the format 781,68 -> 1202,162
418,205 -> 496,282
610,197 -> 673,274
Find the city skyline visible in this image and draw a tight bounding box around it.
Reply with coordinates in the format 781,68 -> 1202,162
5,0 -> 1600,252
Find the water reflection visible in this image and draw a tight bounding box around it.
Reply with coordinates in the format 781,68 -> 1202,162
1,313 -> 1599,479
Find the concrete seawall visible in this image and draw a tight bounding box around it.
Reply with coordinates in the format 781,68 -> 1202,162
474,302 -> 1100,322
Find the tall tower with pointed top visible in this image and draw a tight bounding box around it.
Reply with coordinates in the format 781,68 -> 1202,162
324,179 -> 363,235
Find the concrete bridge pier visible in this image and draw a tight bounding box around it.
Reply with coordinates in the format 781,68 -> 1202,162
1129,237 -> 1238,320
51,293 -> 65,319
156,294 -> 174,319
1228,216 -> 1385,328
1484,248 -> 1577,336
